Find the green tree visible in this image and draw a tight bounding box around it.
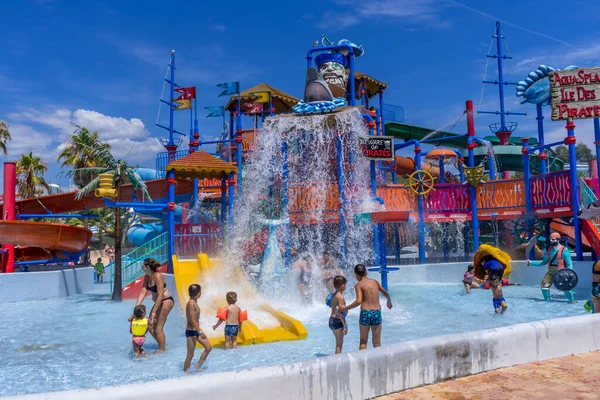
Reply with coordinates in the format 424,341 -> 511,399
66,143 -> 150,302
58,125 -> 111,188
555,145 -> 569,163
0,121 -> 11,154
16,152 -> 50,199
555,143 -> 596,163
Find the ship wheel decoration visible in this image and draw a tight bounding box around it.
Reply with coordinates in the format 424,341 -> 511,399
409,170 -> 436,195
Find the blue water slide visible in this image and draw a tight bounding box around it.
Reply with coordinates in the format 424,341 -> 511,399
127,168 -> 187,246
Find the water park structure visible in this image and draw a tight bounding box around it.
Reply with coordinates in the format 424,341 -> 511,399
4,20 -> 600,400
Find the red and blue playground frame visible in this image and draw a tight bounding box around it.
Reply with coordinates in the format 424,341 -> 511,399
85,23 -> 597,292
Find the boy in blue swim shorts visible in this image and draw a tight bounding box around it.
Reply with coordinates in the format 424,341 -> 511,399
327,275 -> 348,354
340,264 -> 392,350
213,291 -> 244,349
490,276 -> 507,314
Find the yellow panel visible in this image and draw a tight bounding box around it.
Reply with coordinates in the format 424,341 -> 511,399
172,254 -> 307,348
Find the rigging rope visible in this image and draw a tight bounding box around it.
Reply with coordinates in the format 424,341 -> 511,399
478,34 -> 495,112
123,65 -> 170,162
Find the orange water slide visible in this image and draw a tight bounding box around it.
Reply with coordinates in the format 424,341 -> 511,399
550,220 -> 592,249
0,221 -> 92,262
387,156 -> 441,177
581,220 -> 600,255
12,178 -> 196,215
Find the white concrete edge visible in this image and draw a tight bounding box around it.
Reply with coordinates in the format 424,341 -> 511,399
9,313 -> 600,400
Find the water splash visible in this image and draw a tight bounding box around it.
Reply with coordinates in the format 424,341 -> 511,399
223,107 -> 375,303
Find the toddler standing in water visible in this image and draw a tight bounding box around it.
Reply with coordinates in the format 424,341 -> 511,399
128,305 -> 148,358
184,284 -> 212,371
490,276 -> 508,314
326,276 -> 348,354
213,291 -> 247,349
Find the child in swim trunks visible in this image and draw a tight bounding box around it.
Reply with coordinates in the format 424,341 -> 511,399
340,264 -> 392,350
212,291 -> 244,349
128,305 -> 148,359
184,284 -> 212,371
327,276 -> 348,354
490,276 -> 507,314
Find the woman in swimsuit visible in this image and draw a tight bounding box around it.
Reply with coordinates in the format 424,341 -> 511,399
135,258 -> 174,351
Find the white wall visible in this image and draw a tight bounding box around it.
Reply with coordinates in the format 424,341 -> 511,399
0,267 -> 94,303
390,260 -> 592,292
9,313 -> 600,400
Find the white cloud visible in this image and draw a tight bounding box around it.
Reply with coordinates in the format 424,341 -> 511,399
7,107 -> 163,163
318,0 -> 449,29
4,124 -> 59,159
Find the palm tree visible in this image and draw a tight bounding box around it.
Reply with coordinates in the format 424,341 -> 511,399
66,143 -> 150,302
16,152 -> 50,199
58,125 -> 111,188
0,121 -> 11,154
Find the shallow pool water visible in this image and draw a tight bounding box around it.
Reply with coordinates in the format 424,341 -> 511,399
0,281 -> 587,397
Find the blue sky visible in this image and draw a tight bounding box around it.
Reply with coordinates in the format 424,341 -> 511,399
1,0 -> 600,187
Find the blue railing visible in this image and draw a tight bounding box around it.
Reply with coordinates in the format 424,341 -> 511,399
105,232 -> 169,293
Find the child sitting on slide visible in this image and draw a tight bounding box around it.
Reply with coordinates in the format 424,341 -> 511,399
463,265 -> 479,293
213,291 -> 247,349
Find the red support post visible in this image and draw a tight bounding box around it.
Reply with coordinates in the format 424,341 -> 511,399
3,162 -> 16,273
466,100 -> 475,137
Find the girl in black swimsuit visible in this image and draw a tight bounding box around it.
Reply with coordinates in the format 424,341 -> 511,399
134,258 -> 174,351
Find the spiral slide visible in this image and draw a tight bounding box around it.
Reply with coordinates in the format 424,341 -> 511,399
172,254 -> 307,347
0,221 -> 92,263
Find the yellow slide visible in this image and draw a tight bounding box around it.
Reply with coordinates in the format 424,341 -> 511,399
173,254 -> 308,347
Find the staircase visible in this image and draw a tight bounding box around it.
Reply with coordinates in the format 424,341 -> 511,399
104,232 -> 169,295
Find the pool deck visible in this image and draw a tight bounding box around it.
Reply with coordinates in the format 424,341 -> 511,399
375,351 -> 600,400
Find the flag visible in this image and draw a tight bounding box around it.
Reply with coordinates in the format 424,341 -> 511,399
250,91 -> 271,103
217,82 -> 239,97
175,86 -> 196,99
205,106 -> 224,118
174,99 -> 192,110
245,103 -> 264,114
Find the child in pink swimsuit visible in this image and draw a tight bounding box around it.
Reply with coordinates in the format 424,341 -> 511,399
129,305 -> 148,358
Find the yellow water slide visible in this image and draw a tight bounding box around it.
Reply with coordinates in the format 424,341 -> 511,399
172,254 -> 308,347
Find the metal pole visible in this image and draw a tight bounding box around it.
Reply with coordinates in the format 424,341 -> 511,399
415,148 -> 426,263
466,100 -> 479,253
537,104 -> 547,174
169,51 -> 175,146
494,22 -> 507,131
336,136 -> 347,269
522,138 -> 533,251
282,140 -> 290,270
371,159 -> 379,266
167,168 -> 176,273
228,173 -> 235,229
236,131 -> 243,200
594,118 -> 600,187
2,162 -> 16,272
566,118 -> 583,260
379,224 -> 388,290
348,50 -> 355,106
220,176 -> 227,227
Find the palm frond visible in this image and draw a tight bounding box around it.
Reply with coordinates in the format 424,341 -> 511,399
61,166 -> 108,180
75,176 -> 101,200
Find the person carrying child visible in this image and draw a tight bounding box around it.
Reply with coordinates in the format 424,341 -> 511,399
128,305 -> 148,359
326,276 -> 348,354
184,284 -> 212,371
463,264 -> 479,293
339,264 -> 392,350
213,291 -> 248,349
489,276 -> 507,314
94,257 -> 104,284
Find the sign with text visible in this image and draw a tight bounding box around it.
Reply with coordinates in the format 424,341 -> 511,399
549,66 -> 600,120
359,136 -> 394,161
